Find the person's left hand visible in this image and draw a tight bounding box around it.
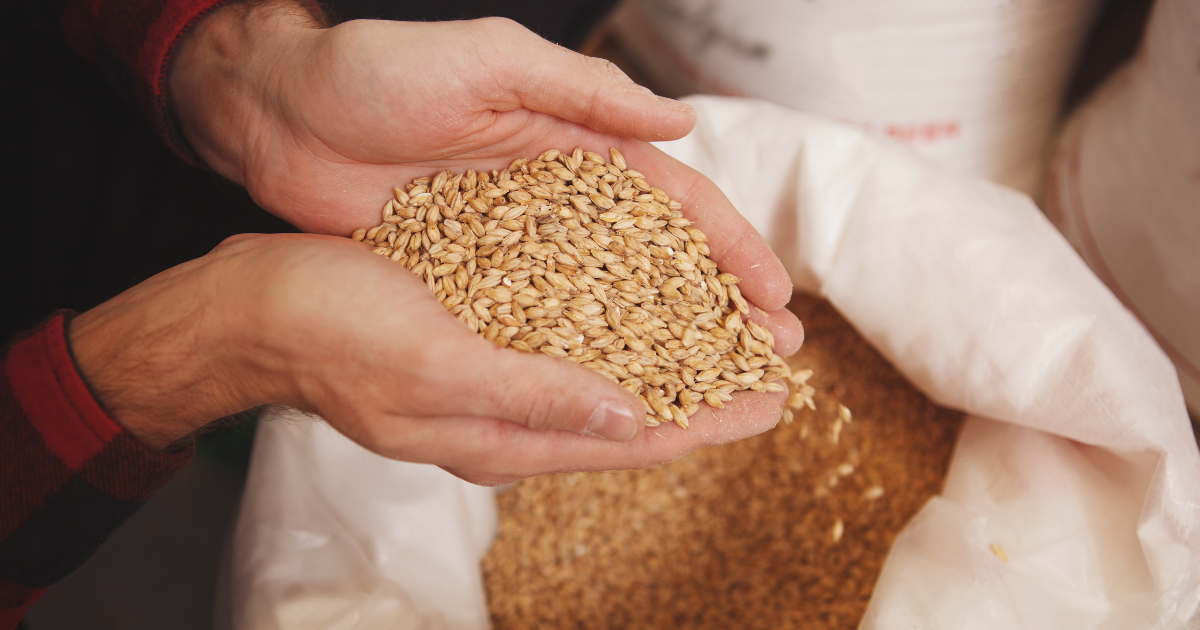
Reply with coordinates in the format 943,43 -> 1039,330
69,233 -> 801,485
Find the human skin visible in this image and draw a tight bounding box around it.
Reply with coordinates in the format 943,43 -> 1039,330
68,3 -> 804,485
167,5 -> 796,312
69,234 -> 802,485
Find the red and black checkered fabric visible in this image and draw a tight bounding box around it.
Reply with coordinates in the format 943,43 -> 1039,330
53,0 -> 232,165
0,313 -> 193,629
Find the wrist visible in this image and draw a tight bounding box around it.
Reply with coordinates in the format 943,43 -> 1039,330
168,1 -> 324,182
66,255 -> 286,450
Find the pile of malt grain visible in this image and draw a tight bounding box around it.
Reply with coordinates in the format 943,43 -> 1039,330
482,293 -> 965,629
353,148 -> 808,428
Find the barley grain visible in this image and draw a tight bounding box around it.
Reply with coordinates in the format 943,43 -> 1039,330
351,148 -> 807,427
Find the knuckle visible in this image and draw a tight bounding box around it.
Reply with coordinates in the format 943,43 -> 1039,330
473,16 -> 526,38
503,378 -> 580,432
214,233 -> 262,251
324,19 -> 368,51
582,55 -> 631,82
413,338 -> 462,376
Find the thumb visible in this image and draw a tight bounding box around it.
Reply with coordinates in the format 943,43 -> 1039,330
454,340 -> 646,442
474,18 -> 697,142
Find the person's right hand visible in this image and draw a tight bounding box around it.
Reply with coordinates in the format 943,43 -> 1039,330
168,4 -> 803,352
69,234 -> 802,485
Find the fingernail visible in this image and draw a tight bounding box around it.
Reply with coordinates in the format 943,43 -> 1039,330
584,400 -> 639,442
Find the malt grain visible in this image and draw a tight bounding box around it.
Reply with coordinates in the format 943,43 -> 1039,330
353,148 -> 813,428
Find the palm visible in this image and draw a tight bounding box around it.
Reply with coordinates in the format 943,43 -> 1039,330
226,234 -> 796,485
159,10 -> 808,481
233,18 -> 802,351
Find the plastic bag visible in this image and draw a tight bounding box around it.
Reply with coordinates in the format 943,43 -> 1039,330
611,0 -> 1101,196
224,415 -> 497,630
226,96 -> 1200,629
1043,0 -> 1200,415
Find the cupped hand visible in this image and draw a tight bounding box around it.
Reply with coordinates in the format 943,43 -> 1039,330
169,4 -> 802,333
70,234 -> 794,484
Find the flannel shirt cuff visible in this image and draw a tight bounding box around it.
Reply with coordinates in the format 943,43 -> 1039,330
57,0 -> 330,168
0,312 -> 194,625
59,0 -> 235,166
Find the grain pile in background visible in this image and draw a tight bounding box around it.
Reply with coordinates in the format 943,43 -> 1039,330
483,294 -> 966,629
353,147 -> 813,428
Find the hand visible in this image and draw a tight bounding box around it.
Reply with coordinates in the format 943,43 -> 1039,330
69,234 -> 802,485
168,3 -> 802,326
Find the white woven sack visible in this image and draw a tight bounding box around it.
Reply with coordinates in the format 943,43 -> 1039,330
612,0 -> 1101,195
1044,0 -> 1200,416
225,96 -> 1200,630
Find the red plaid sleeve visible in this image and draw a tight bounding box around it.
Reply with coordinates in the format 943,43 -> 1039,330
56,0 -> 234,165
0,313 -> 193,629
50,0 -> 328,166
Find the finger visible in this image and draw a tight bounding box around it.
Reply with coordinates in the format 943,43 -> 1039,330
301,121 -> 795,309
445,390 -> 784,485
369,390 -> 783,485
610,140 -> 796,311
471,18 -> 697,142
353,130 -> 799,329
415,123 -> 796,310
440,336 -> 647,442
746,305 -> 805,358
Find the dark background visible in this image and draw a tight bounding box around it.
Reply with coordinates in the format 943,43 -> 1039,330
5,0 -> 1155,628
0,0 -> 619,343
